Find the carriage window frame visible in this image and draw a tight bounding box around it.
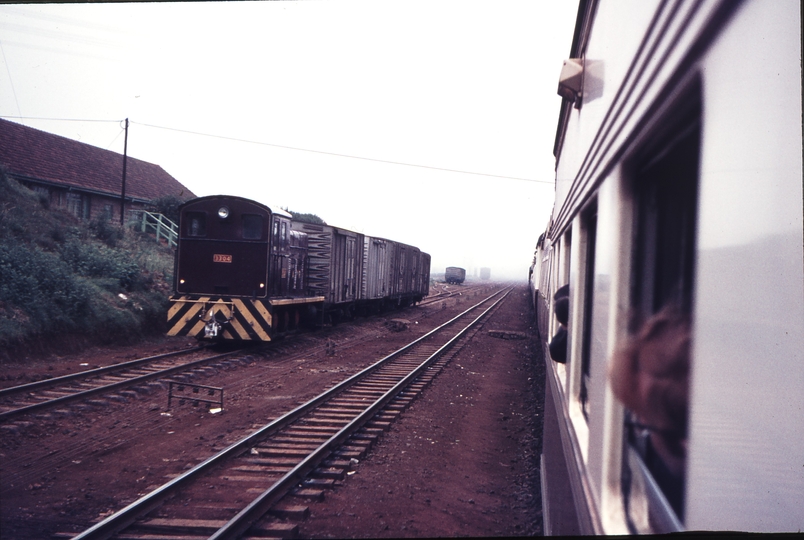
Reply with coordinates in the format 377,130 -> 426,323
579,201 -> 598,423
620,79 -> 701,532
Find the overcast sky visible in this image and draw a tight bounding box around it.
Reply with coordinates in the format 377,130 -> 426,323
0,1 -> 578,280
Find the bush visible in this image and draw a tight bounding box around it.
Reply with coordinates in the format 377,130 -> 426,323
60,238 -> 141,289
0,167 -> 176,354
0,241 -> 91,338
90,208 -> 124,247
149,194 -> 184,224
286,209 -> 327,225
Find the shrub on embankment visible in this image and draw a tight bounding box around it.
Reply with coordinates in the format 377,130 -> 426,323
0,166 -> 175,360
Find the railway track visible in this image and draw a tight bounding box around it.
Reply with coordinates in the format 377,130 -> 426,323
70,286 -> 512,540
418,282 -> 488,306
0,346 -> 246,423
0,319 -> 420,504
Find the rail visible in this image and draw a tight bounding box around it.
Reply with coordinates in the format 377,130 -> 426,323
72,287 -> 512,540
0,346 -> 246,422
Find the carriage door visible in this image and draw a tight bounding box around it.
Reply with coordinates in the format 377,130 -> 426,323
345,235 -> 358,301
269,216 -> 290,296
398,246 -> 407,294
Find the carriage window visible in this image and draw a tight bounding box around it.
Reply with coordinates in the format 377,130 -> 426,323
632,134 -> 698,319
579,202 -> 597,422
242,214 -> 263,240
613,87 -> 700,528
281,221 -> 288,248
186,212 -> 207,237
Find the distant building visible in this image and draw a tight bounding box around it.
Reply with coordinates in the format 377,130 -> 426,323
0,118 -> 194,222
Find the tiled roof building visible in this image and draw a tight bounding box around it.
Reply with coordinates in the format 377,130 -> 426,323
0,118 -> 195,221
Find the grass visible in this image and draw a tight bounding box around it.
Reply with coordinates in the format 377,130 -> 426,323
0,165 -> 177,360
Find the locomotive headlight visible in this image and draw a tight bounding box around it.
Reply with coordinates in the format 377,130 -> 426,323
180,279 -> 185,284
259,283 -> 265,289
218,206 -> 230,219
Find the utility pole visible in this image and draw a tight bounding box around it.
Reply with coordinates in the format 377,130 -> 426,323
120,118 -> 129,226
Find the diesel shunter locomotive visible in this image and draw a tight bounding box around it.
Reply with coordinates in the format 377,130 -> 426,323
168,195 -> 430,341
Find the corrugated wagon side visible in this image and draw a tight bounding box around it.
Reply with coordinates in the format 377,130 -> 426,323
290,221 -> 364,321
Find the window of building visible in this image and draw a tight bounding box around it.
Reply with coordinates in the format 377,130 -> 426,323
66,192 -> 90,219
31,185 -> 50,204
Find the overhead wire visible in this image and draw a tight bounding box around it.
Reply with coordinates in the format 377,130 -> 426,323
132,121 -> 554,184
0,114 -> 554,184
0,41 -> 23,121
0,115 -> 119,123
105,127 -> 125,150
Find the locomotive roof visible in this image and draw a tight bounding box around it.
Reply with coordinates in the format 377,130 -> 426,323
181,195 -> 292,217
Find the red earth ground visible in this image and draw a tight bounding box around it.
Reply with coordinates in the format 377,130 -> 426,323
0,284 -> 546,538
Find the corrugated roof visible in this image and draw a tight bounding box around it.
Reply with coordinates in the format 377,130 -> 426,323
0,118 -> 195,201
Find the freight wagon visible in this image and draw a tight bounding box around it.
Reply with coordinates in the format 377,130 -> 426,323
167,194 -> 431,341
444,266 -> 466,285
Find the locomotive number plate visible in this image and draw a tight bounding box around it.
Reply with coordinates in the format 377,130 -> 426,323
213,254 -> 233,263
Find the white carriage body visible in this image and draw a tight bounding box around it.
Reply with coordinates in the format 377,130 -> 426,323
538,0 -> 803,534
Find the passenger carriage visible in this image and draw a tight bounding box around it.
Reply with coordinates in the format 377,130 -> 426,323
534,0 -> 803,534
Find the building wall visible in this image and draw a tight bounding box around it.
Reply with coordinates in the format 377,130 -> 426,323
21,178 -> 149,223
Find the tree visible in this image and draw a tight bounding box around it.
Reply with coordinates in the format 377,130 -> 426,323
286,209 -> 326,225
149,195 -> 184,224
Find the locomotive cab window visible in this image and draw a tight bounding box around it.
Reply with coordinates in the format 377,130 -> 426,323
186,212 -> 207,237
613,82 -> 701,531
242,214 -> 263,240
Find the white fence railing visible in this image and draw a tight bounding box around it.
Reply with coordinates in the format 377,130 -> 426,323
130,210 -> 178,248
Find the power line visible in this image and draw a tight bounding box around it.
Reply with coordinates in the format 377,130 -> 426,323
0,41 -> 23,121
0,114 -> 554,184
132,121 -> 555,185
0,115 -> 119,123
